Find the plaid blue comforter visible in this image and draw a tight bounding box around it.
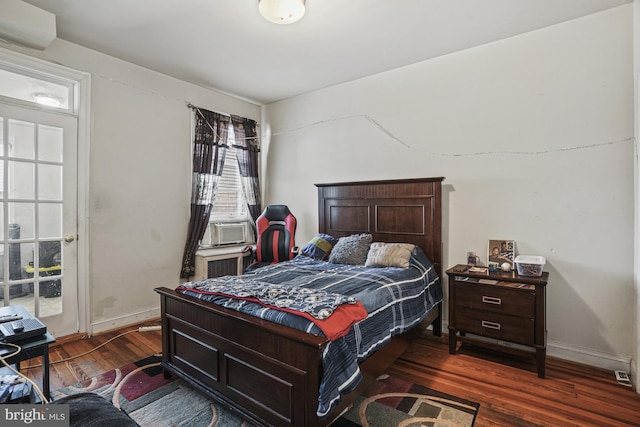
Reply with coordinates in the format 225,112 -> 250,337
177,246 -> 442,417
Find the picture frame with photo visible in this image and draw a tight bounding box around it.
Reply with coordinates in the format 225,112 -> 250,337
487,239 -> 515,271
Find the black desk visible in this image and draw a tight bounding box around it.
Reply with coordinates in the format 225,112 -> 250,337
0,305 -> 55,401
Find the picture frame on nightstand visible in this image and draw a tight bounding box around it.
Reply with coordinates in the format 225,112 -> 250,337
487,239 -> 515,271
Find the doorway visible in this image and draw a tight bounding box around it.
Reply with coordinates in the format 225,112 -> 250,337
0,49 -> 88,337
0,103 -> 77,335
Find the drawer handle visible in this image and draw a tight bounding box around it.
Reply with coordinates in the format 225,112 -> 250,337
481,320 -> 501,330
482,296 -> 502,305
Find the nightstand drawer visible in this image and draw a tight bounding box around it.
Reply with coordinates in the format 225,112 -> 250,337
456,308 -> 535,345
454,282 -> 535,317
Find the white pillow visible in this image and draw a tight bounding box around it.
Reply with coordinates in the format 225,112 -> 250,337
365,242 -> 415,268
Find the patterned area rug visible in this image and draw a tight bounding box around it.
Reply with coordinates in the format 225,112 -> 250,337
53,356 -> 479,427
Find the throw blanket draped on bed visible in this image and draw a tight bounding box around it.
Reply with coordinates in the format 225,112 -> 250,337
176,246 -> 442,418
177,279 -> 368,340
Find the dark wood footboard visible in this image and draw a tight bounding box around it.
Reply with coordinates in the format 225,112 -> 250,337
155,286 -> 441,427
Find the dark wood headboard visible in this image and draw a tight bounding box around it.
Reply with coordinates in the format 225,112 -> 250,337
315,177 -> 444,278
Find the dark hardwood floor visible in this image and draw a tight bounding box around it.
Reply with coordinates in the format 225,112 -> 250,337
393,335 -> 640,427
18,322 -> 640,426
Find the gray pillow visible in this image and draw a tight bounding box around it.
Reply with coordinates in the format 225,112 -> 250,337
327,233 -> 373,265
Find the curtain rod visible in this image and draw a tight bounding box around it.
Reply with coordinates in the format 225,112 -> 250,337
187,102 -> 259,143
187,102 -> 232,118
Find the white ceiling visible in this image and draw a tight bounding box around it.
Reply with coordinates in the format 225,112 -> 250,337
21,0 -> 632,105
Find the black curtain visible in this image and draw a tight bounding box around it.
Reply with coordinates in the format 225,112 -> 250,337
179,109 -> 230,278
231,115 -> 262,228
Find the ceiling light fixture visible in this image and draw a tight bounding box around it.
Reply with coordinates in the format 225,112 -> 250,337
31,92 -> 62,107
258,0 -> 306,25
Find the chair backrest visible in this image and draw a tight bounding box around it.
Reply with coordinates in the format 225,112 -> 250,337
255,205 -> 297,264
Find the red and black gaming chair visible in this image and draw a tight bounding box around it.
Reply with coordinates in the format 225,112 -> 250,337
246,205 -> 297,271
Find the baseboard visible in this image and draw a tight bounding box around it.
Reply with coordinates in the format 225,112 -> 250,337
90,307 -> 161,335
442,321 -> 632,373
547,340 -> 632,373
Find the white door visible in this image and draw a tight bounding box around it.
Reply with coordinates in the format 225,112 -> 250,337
0,102 -> 78,336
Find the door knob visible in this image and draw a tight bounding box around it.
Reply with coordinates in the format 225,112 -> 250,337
64,234 -> 75,242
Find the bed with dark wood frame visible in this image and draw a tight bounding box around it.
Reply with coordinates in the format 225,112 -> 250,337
154,177 -> 444,427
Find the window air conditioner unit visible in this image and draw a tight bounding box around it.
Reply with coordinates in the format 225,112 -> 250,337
207,222 -> 249,246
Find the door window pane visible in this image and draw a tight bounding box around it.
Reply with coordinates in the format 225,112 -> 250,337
7,223 -> 22,241
38,203 -> 62,239
8,161 -> 34,199
38,125 -> 63,162
40,241 -> 61,268
8,119 -> 35,160
8,203 -> 34,239
8,283 -> 30,299
38,164 -> 62,200
36,241 -> 62,312
8,241 -> 32,282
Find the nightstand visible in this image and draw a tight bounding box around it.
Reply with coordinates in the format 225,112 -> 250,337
446,264 -> 548,378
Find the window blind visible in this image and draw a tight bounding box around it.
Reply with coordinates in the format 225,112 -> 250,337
210,125 -> 248,221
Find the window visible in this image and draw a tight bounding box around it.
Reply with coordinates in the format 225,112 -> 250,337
0,64 -> 74,113
209,125 -> 247,221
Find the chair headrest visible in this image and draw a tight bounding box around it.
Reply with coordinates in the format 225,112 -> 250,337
263,205 -> 293,221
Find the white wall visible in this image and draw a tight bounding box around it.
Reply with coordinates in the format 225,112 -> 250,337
263,5 -> 635,371
0,38 -> 261,332
633,0 -> 639,390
